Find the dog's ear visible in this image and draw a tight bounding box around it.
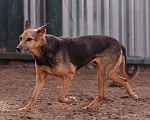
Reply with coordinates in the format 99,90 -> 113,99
37,23 -> 49,35
24,20 -> 30,31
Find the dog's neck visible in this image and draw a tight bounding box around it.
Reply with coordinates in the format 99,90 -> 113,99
29,48 -> 42,58
29,36 -> 47,58
32,34 -> 60,67
40,34 -> 60,57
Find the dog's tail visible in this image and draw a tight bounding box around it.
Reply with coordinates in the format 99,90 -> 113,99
119,46 -> 139,80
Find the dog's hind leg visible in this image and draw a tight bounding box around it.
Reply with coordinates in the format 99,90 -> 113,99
58,75 -> 76,104
85,65 -> 106,108
108,71 -> 138,100
19,65 -> 48,111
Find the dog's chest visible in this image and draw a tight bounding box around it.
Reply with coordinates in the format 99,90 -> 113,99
40,65 -> 57,76
34,52 -> 56,68
40,63 -> 75,77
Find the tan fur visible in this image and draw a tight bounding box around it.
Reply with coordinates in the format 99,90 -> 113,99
84,50 -> 138,108
119,55 -> 139,80
17,29 -> 46,57
19,64 -> 48,111
19,50 -> 138,111
17,21 -> 138,111
40,64 -> 75,78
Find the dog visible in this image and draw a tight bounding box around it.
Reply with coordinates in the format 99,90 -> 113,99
16,20 -> 138,111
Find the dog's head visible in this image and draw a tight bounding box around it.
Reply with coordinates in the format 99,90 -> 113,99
16,20 -> 49,55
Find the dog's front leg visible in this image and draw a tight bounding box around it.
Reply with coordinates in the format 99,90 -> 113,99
19,65 -> 47,111
58,75 -> 75,104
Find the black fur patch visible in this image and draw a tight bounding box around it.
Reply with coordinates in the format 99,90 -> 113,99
34,34 -> 123,70
121,45 -> 138,77
34,35 -> 60,68
59,35 -> 122,69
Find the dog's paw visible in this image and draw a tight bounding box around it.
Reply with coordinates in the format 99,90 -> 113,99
135,95 -> 139,101
68,97 -> 77,103
83,106 -> 95,111
83,106 -> 88,110
18,107 -> 31,112
133,92 -> 139,101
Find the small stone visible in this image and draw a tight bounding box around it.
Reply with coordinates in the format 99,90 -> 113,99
38,98 -> 42,100
8,103 -> 14,105
27,116 -> 31,119
57,86 -> 62,89
47,102 -> 52,105
72,103 -> 76,105
80,98 -> 83,101
43,88 -> 48,90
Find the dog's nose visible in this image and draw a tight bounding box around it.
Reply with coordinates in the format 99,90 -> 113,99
16,47 -> 21,52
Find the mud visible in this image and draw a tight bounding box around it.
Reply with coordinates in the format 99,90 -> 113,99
0,61 -> 150,120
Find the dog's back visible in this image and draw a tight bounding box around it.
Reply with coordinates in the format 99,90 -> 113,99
58,35 -> 122,69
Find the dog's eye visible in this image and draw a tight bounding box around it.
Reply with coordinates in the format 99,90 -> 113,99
19,37 -> 22,41
26,38 -> 32,41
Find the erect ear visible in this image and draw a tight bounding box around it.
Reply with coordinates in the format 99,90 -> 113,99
24,20 -> 30,31
37,23 -> 49,35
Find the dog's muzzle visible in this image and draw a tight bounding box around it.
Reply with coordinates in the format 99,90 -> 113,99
16,46 -> 22,53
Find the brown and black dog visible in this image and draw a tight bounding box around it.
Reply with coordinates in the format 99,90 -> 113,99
16,20 -> 138,111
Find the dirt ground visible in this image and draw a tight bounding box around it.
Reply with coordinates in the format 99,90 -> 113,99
0,61 -> 150,120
